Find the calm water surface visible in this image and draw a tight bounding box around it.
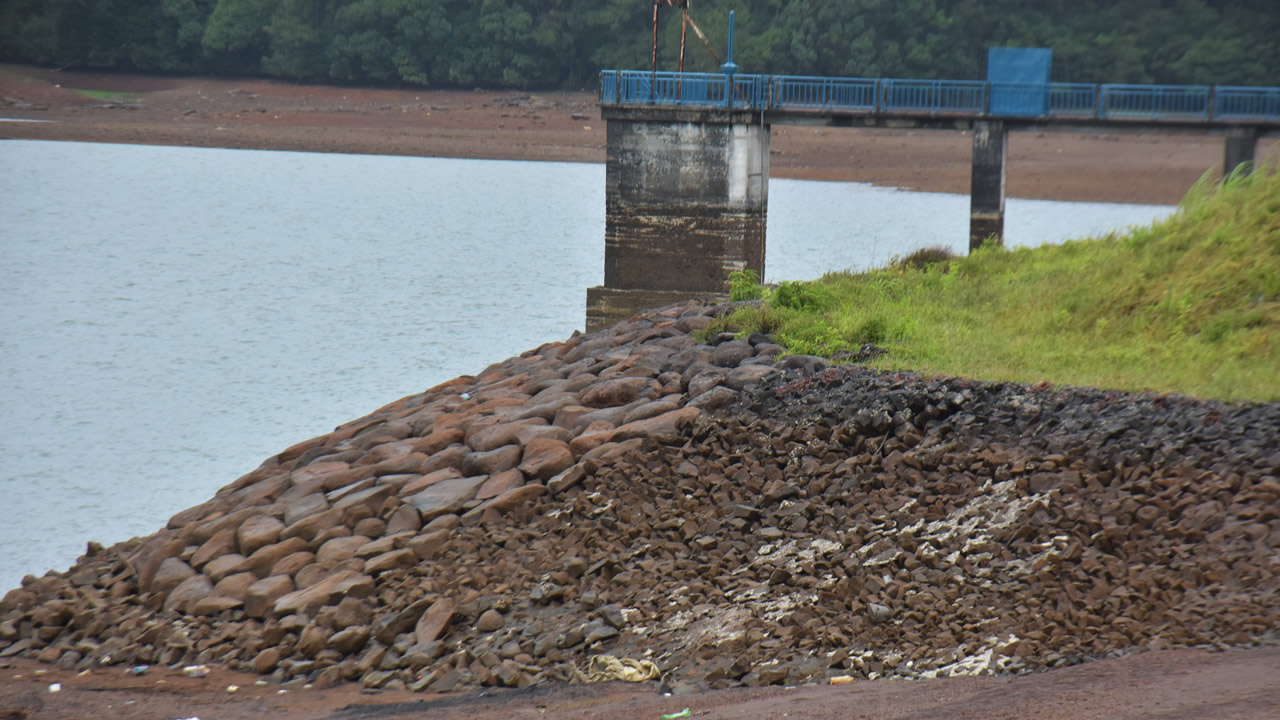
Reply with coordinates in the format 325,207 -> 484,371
0,140 -> 1174,589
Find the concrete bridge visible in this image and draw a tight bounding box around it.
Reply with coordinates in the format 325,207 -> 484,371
585,69 -> 1280,331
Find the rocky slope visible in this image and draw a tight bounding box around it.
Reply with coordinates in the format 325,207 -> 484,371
1,300 -> 1277,693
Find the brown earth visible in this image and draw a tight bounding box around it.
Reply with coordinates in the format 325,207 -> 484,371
3,645 -> 1279,720
2,63 -> 1273,205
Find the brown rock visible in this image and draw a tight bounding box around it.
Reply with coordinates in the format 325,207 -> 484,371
330,626 -> 371,654
408,528 -> 453,560
282,493 -> 330,527
415,597 -> 455,645
190,528 -> 237,570
298,624 -> 331,657
385,504 -> 422,535
152,557 -> 196,595
420,444 -> 469,475
580,377 -> 661,408
271,551 -> 317,578
568,421 -> 616,457
373,598 -> 431,645
466,420 -> 540,453
202,553 -> 248,583
405,475 -> 488,521
517,438 -> 574,480
332,484 -> 396,515
280,506 -> 344,543
551,404 -> 593,429
352,516 -> 387,538
487,484 -> 547,514
272,570 -> 374,617
164,574 -> 214,614
213,572 -> 258,601
244,574 -> 296,619
725,364 -> 777,390
410,427 -> 465,456
316,535 -> 372,564
622,397 -> 682,424
512,423 -> 573,447
244,537 -> 310,577
191,595 -> 244,615
476,609 -> 505,632
399,467 -> 464,497
611,407 -> 701,444
237,515 -> 285,556
476,468 -> 524,500
333,596 -> 372,629
547,464 -> 587,494
364,548 -> 418,575
463,445 -> 522,475
253,647 -> 283,674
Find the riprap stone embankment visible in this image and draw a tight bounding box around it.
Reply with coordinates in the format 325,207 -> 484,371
2,301 -> 1277,692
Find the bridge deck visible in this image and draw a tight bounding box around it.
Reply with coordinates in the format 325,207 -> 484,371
600,70 -> 1280,132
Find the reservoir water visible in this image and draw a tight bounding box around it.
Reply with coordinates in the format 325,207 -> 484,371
0,140 -> 1175,590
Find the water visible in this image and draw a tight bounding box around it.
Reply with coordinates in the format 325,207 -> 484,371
0,140 -> 1174,590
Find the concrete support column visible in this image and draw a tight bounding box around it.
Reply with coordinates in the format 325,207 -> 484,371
1224,127 -> 1258,178
970,120 -> 1008,252
587,108 -> 769,332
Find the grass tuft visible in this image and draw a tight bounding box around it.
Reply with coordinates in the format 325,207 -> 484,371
713,156 -> 1280,401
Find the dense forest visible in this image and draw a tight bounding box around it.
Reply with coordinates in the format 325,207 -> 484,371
1,0 -> 1276,90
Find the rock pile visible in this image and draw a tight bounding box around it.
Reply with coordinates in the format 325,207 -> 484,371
2,300 -> 1277,693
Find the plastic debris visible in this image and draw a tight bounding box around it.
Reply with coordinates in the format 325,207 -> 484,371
130,665 -> 149,676
460,392 -> 472,401
829,675 -> 853,685
576,655 -> 661,683
226,684 -> 239,693
48,683 -> 62,693
77,669 -> 92,677
661,710 -> 691,720
182,665 -> 209,678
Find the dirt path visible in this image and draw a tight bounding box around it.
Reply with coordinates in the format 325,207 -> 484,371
4,63 -> 1270,205
3,646 -> 1278,720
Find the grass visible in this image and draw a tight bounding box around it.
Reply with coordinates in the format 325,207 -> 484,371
703,158 -> 1280,402
72,88 -> 137,101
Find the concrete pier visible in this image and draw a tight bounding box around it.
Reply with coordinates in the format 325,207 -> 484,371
1224,127 -> 1258,177
587,107 -> 769,332
970,120 -> 1008,251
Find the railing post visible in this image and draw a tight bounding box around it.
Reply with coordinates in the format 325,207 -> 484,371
1208,85 -> 1216,122
1095,83 -> 1103,119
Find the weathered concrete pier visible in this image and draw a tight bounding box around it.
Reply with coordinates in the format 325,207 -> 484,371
586,107 -> 768,331
587,68 -> 1280,330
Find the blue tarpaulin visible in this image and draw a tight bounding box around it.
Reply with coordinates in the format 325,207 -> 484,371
988,47 -> 1051,117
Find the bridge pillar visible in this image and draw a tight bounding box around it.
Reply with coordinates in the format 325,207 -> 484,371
587,108 -> 769,332
970,120 -> 1008,251
1224,127 -> 1258,177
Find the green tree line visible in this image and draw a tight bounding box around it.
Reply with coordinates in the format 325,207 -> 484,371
1,0 -> 1276,89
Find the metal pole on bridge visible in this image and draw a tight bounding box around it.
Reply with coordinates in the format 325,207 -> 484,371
721,10 -> 738,108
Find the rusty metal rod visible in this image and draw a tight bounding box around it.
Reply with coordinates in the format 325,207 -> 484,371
678,4 -> 688,100
651,1 -> 660,102
685,13 -> 722,65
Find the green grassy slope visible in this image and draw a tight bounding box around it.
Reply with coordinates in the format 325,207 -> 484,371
709,161 -> 1280,401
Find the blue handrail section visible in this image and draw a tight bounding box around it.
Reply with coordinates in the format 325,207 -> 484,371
1216,87 -> 1280,120
600,70 -> 1280,123
883,79 -> 985,113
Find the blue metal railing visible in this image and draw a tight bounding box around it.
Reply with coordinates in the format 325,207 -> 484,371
600,70 -> 1280,123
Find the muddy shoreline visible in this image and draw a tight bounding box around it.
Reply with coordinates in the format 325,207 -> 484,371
4,63 -> 1272,205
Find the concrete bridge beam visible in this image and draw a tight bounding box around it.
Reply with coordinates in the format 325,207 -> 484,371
970,119 -> 1008,251
1224,128 -> 1258,178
